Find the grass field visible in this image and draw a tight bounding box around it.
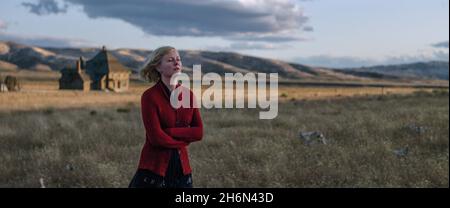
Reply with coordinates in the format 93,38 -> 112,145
0,79 -> 442,112
0,90 -> 448,188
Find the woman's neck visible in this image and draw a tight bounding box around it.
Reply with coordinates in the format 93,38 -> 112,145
160,76 -> 176,91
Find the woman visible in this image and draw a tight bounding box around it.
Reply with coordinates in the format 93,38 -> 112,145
129,46 -> 203,188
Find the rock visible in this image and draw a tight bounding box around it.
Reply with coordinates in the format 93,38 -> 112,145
65,164 -> 74,171
393,147 -> 409,157
299,131 -> 327,145
406,124 -> 427,135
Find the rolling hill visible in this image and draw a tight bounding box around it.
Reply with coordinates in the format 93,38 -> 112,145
0,40 -> 448,83
336,62 -> 449,80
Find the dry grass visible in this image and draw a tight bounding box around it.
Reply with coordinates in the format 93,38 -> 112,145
0,81 -> 148,112
0,79 -> 442,112
277,86 -> 435,101
0,90 -> 448,188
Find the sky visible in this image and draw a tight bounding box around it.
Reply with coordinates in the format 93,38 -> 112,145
0,0 -> 448,68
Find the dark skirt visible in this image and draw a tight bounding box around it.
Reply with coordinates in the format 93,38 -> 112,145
129,150 -> 193,188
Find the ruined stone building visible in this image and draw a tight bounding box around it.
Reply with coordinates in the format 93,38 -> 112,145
59,57 -> 91,91
59,46 -> 131,92
0,75 -> 20,92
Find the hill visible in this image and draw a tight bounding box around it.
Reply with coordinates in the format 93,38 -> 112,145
0,40 -> 448,83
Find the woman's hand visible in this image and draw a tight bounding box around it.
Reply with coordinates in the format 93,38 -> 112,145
163,126 -> 202,143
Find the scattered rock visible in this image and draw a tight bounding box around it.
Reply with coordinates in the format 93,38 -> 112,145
299,131 -> 327,145
65,164 -> 74,171
406,124 -> 427,135
393,147 -> 409,157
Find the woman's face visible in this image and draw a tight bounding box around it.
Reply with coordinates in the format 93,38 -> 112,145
157,49 -> 182,78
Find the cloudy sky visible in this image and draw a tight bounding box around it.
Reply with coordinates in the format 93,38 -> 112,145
0,0 -> 448,68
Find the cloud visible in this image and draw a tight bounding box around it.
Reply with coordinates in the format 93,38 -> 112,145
208,42 -> 289,51
432,50 -> 450,61
302,26 -> 314,32
0,32 -> 94,48
23,0 -> 309,42
22,0 -> 68,15
228,34 -> 309,43
432,41 -> 449,48
21,0 -> 68,16
293,53 -> 449,68
230,42 -> 279,50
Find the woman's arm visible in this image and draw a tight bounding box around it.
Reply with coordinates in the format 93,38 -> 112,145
141,94 -> 188,149
164,107 -> 203,143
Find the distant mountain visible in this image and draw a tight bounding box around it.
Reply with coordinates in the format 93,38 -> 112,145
335,61 -> 449,80
0,40 -> 366,81
0,40 -> 448,82
0,41 -> 74,71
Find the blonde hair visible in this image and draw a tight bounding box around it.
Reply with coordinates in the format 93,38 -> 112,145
140,46 -> 176,82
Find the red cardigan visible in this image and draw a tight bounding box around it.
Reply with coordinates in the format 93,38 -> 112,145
138,80 -> 203,176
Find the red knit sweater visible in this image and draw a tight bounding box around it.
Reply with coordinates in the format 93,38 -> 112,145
138,80 -> 203,176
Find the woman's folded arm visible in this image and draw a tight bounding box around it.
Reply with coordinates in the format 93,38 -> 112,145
164,108 -> 203,143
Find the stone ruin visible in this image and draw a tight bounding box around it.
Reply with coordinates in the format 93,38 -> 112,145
0,75 -> 21,92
